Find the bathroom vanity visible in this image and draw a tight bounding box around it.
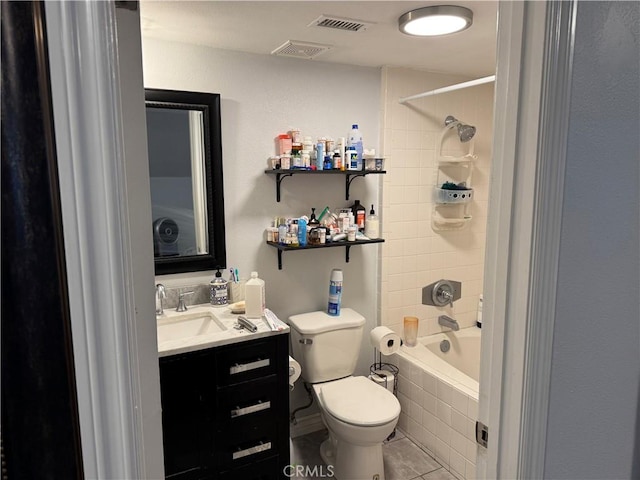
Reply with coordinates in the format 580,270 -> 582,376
157,306 -> 290,479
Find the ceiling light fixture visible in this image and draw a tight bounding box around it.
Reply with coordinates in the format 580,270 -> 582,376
398,5 -> 473,37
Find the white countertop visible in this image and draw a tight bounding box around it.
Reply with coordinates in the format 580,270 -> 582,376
157,304 -> 289,358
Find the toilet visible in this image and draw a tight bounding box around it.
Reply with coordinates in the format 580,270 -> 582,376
289,308 -> 401,480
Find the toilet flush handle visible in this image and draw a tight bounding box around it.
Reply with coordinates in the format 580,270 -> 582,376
299,338 -> 313,345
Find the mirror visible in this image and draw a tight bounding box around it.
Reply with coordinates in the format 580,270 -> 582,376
145,89 -> 226,274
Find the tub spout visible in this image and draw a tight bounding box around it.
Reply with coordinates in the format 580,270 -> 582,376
438,315 -> 460,331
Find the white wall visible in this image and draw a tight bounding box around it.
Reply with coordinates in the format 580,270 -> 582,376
142,38 -> 382,413
544,1 -> 640,478
379,67 -> 493,336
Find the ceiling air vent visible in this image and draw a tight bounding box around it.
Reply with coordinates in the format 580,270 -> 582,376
308,15 -> 374,32
271,40 -> 332,60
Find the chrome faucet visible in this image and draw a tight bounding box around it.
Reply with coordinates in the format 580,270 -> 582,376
438,315 -> 460,331
155,283 -> 166,316
176,291 -> 194,312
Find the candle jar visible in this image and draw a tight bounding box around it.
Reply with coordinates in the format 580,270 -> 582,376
404,316 -> 419,347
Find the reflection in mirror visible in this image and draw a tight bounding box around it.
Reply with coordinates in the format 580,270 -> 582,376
145,89 -> 226,274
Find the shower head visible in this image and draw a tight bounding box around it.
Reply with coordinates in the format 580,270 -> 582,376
444,115 -> 476,142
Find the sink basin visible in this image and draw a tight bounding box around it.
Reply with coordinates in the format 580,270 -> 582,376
158,310 -> 227,344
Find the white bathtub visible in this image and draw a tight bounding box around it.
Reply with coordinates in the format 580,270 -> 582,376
393,326 -> 481,480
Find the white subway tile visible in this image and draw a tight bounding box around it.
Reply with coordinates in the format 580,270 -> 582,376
450,450 -> 466,480
451,408 -> 467,435
434,438 -> 450,468
423,409 -> 437,434
465,418 -> 476,441
466,460 -> 477,480
436,419 -> 451,445
398,374 -> 409,396
424,428 -> 437,455
398,412 -> 408,431
451,430 -> 467,456
408,363 -> 421,387
409,400 -> 422,424
466,439 -> 478,464
437,379 -> 453,405
407,416 -> 421,441
398,392 -> 410,414
437,400 -> 452,426
467,398 -> 479,419
451,387 -> 470,415
422,391 -> 437,415
422,371 -> 437,395
410,380 -> 422,402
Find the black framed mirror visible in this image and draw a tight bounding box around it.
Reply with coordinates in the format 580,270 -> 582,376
145,89 -> 226,274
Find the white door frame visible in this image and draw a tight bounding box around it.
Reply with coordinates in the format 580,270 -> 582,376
43,0 -> 577,477
478,1 -> 577,478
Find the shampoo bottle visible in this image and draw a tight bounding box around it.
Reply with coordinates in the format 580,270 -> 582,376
350,200 -> 366,232
245,271 -> 265,319
348,124 -> 363,166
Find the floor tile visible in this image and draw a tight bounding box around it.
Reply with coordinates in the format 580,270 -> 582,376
290,429 -> 329,478
421,467 -> 459,480
383,437 -> 441,480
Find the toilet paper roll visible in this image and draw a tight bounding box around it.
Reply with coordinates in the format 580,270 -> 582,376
369,370 -> 395,393
370,326 -> 402,355
288,356 -> 301,389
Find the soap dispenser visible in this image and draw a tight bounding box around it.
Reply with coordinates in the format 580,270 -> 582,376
365,204 -> 380,239
210,269 -> 228,307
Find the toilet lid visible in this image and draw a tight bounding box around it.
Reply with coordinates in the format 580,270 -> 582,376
317,376 -> 401,427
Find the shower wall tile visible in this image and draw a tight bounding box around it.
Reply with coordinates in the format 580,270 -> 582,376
380,66 -> 493,333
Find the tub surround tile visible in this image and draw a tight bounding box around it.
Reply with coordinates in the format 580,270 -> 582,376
450,430 -> 467,457
465,460 -> 477,480
451,387 -> 469,415
423,391 -> 437,415
465,440 -> 477,464
450,450 -> 466,480
465,418 -> 476,442
422,371 -> 437,395
437,400 -> 452,426
437,381 -> 453,405
410,381 -> 423,402
409,400 -> 423,424
451,409 -> 467,435
467,398 -> 479,419
434,438 -> 450,468
424,428 -> 437,456
436,419 -> 451,445
423,410 -> 437,434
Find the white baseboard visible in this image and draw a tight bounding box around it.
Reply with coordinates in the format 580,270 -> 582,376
290,413 -> 325,438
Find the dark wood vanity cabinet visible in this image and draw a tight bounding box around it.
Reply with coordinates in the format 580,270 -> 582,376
159,334 -> 290,480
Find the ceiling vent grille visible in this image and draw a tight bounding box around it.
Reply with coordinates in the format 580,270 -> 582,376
308,15 -> 374,32
271,40 -> 332,59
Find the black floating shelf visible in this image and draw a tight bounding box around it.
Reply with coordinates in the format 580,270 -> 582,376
264,169 -> 386,202
266,239 -> 385,270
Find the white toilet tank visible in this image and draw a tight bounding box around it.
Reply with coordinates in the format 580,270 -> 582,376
289,308 -> 365,384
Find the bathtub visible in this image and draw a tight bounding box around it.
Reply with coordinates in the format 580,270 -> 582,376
392,326 -> 481,480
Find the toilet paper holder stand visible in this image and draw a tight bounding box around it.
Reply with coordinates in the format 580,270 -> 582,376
369,349 -> 400,397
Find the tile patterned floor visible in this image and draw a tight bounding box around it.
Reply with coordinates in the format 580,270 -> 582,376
290,428 -> 458,480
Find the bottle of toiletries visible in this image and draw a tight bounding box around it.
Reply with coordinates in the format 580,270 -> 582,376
365,204 -> 380,238
327,269 -> 343,316
210,269 -> 228,307
477,294 -> 483,328
315,142 -> 324,170
298,217 -> 307,247
308,208 -> 320,230
245,271 -> 265,319
348,124 -> 363,165
350,200 -> 366,232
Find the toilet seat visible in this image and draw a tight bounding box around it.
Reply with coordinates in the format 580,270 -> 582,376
315,376 -> 400,427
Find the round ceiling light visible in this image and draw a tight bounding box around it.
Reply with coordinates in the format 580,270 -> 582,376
399,5 -> 473,37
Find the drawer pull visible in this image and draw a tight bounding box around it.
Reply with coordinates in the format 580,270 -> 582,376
231,400 -> 271,418
232,441 -> 272,460
229,358 -> 270,375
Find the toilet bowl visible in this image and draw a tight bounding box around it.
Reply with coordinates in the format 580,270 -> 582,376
288,309 -> 401,480
313,376 -> 400,480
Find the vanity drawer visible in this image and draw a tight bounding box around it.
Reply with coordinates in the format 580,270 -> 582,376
214,422 -> 277,469
215,339 -> 277,386
218,454 -> 280,480
215,376 -> 279,433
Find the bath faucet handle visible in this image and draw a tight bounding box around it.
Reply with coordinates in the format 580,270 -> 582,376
441,289 -> 454,308
176,291 -> 194,312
